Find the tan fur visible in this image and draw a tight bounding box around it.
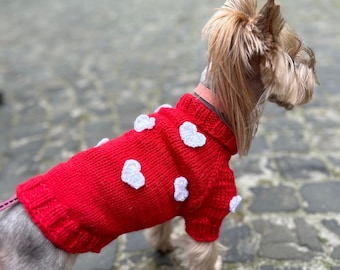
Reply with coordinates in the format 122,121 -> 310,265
146,223 -> 225,270
145,221 -> 173,253
66,255 -> 77,270
202,0 -> 318,156
179,239 -> 221,270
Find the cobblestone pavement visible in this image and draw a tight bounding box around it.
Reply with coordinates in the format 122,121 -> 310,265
0,0 -> 339,269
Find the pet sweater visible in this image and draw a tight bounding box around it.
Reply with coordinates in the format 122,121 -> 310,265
16,84 -> 240,254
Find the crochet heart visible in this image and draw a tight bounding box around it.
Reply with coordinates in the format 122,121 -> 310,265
229,195 -> 242,213
95,138 -> 109,147
179,121 -> 206,148
154,104 -> 172,113
121,159 -> 145,189
134,114 -> 156,132
174,177 -> 189,202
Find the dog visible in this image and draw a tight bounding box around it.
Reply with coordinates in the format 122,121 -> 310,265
0,0 -> 318,269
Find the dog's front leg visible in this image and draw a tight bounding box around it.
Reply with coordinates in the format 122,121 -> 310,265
180,238 -> 222,270
145,221 -> 173,253
0,203 -> 76,270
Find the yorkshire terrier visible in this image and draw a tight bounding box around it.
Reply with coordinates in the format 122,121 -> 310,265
0,0 -> 318,269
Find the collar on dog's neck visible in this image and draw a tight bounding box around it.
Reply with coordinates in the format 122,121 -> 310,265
195,83 -> 215,106
194,83 -> 233,130
0,196 -> 19,211
194,83 -> 217,114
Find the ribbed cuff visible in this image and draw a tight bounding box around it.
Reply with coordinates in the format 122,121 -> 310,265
16,172 -> 105,253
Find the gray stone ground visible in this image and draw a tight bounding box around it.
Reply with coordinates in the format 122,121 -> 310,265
0,0 -> 339,269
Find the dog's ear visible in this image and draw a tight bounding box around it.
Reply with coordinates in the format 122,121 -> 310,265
255,0 -> 285,42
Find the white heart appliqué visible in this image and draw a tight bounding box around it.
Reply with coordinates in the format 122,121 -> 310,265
179,121 -> 206,148
134,114 -> 156,132
229,195 -> 242,213
121,159 -> 145,189
154,104 -> 172,113
174,177 -> 189,202
95,138 -> 109,147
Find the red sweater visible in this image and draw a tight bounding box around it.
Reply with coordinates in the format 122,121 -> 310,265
16,84 -> 240,254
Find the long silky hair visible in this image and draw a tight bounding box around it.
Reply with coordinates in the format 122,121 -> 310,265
202,0 -> 318,156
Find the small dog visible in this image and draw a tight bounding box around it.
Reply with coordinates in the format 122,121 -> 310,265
0,0 -> 318,269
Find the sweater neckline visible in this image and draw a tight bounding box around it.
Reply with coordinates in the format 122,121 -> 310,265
176,84 -> 238,155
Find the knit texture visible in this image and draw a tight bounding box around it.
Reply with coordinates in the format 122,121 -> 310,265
16,84 -> 239,254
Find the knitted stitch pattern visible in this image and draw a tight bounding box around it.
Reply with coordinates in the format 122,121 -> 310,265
16,84 -> 239,254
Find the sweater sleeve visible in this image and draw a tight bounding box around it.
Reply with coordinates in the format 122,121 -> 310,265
183,166 -> 237,242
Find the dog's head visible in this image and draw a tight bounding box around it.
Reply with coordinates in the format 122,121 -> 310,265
202,0 -> 318,156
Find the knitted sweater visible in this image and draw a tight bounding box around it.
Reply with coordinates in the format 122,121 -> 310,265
16,84 -> 240,254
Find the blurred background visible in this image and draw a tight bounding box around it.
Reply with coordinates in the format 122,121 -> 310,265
0,0 -> 339,269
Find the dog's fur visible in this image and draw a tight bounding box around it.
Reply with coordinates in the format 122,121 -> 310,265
0,0 -> 318,269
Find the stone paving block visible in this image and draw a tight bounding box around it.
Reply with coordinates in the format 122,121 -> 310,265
44,85 -> 72,101
300,181 -> 340,213
312,130 -> 340,152
276,156 -> 329,181
87,102 -> 112,118
16,101 -> 47,123
0,91 -> 3,106
328,156 -> 340,173
13,122 -> 48,140
85,119 -> 116,147
305,112 -> 340,129
262,117 -> 304,133
0,114 -> 11,154
250,185 -> 300,213
232,157 -> 264,177
331,246 -> 340,260
160,90 -> 185,109
321,219 -> 340,237
248,135 -> 270,154
125,231 -> 150,253
258,242 -> 312,261
9,136 -> 44,161
117,101 -> 146,132
253,220 -> 313,261
0,151 -> 40,187
38,145 -> 66,172
253,220 -> 297,244
220,223 -> 256,263
231,156 -> 276,178
294,218 -> 323,252
271,133 -> 309,153
50,110 -> 78,129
